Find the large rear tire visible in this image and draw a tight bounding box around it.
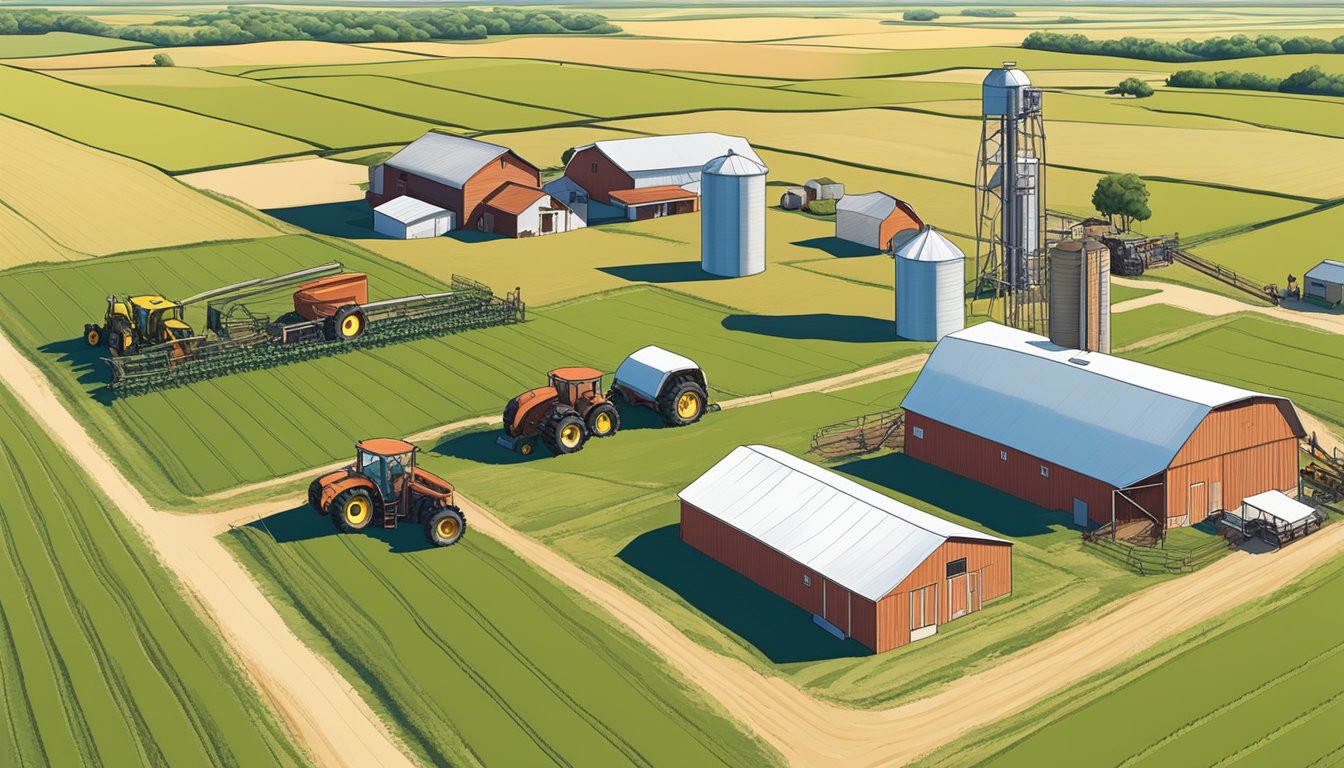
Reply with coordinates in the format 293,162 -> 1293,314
308,479 -> 326,514
84,325 -> 101,347
657,378 -> 707,427
541,410 -> 588,455
586,402 -> 620,438
330,488 -> 374,532
424,506 -> 466,547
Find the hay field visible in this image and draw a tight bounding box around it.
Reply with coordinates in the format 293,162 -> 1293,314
616,17 -> 885,41
1139,89 -> 1344,139
1190,204 -> 1344,283
0,205 -> 79,269
0,66 -> 313,172
179,157 -> 368,209
12,39 -> 433,70
903,68 -> 1165,87
0,116 -> 275,256
0,31 -> 146,58
56,67 -> 433,149
0,386 -> 305,766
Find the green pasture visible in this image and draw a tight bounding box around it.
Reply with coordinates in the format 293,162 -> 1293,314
1142,88 -> 1344,139
0,234 -> 919,503
412,374 -> 1155,709
59,67 -> 433,149
0,385 -> 303,766
225,508 -> 780,767
1190,203 -> 1344,283
0,31 -> 145,58
1109,283 -> 1160,304
915,554 -> 1344,768
0,65 -> 312,171
1110,303 -> 1211,349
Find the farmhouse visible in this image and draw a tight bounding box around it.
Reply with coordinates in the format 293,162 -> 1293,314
835,192 -> 923,251
479,183 -> 585,237
367,131 -> 577,238
1303,259 -> 1344,308
902,323 -> 1306,535
680,445 -> 1012,654
545,132 -> 760,222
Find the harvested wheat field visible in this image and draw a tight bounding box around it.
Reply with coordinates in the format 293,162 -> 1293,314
0,116 -> 276,255
616,17 -> 886,41
12,40 -> 434,71
0,206 -> 78,268
179,157 -> 369,210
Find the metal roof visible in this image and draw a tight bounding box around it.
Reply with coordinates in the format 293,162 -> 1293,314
372,195 -> 450,224
836,191 -> 897,219
385,132 -> 513,189
679,445 -> 1008,601
902,323 -> 1305,488
1305,259 -> 1344,285
613,345 -> 703,400
703,150 -> 768,177
982,66 -> 1032,89
1242,491 -> 1316,525
587,133 -> 762,174
481,182 -> 549,215
896,227 -> 965,263
609,185 -> 699,205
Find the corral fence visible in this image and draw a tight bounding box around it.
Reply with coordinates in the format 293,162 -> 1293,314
1083,534 -> 1228,576
809,408 -> 904,459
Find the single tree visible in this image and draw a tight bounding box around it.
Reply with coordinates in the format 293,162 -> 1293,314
1092,173 -> 1151,232
902,9 -> 940,21
1109,77 -> 1153,98
152,53 -> 175,67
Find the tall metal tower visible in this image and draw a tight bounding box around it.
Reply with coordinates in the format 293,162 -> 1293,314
975,62 -> 1048,336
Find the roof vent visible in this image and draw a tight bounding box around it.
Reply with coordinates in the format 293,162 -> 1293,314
1003,61 -> 1017,68
1068,356 -> 1091,366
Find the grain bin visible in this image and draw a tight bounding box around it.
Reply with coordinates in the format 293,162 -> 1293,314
895,228 -> 966,342
1048,237 -> 1110,352
701,150 -> 767,277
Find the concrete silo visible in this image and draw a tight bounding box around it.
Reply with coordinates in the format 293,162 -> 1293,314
895,227 -> 966,342
701,149 -> 767,277
1048,237 -> 1111,352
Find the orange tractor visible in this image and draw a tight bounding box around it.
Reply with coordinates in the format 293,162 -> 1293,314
309,438 -> 466,547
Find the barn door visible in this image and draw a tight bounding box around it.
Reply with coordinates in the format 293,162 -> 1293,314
1072,498 -> 1089,528
823,580 -> 849,636
1179,482 -> 1206,528
947,574 -> 968,620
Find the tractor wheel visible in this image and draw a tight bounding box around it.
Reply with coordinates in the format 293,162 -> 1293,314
84,326 -> 101,347
587,402 -> 620,438
308,479 -> 326,514
424,506 -> 467,547
657,377 -> 708,427
330,488 -> 374,532
541,411 -> 588,455
325,305 -> 367,342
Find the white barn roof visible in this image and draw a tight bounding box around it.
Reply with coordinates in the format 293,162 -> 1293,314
902,323 -> 1304,488
679,445 -> 1007,601
373,196 -> 449,224
1305,259 -> 1344,285
896,227 -> 964,263
585,133 -> 761,173
837,191 -> 897,219
385,132 -> 513,189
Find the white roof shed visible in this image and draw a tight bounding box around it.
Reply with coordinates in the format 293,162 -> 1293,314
1242,491 -> 1316,526
373,196 -> 450,224
384,132 -> 513,189
902,323 -> 1304,488
679,445 -> 1007,601
1305,259 -> 1344,285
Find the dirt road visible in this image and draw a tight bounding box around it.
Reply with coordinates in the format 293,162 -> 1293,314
0,332 -> 416,768
1112,277 -> 1344,336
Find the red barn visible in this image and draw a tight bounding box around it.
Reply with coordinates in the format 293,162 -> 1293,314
680,445 -> 1012,654
902,323 -> 1305,535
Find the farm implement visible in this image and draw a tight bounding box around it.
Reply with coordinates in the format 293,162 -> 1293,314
498,345 -> 714,456
310,438 -> 466,547
1301,432 -> 1344,509
85,263 -> 524,394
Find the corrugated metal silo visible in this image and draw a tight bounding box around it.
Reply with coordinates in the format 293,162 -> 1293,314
701,150 -> 767,277
895,228 -> 966,342
1048,237 -> 1111,352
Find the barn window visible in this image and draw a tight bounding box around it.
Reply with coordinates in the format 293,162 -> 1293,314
1000,450 -> 1008,461
500,157 -> 506,168
1040,465 -> 1050,478
946,558 -> 967,578
803,574 -> 812,588
912,426 -> 924,440
591,162 -> 598,173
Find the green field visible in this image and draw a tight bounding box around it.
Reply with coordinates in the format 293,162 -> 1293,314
0,31 -> 146,58
57,67 -> 434,149
1190,203 -> 1344,284
0,234 -> 920,503
0,385 -> 303,766
225,507 -> 781,767
1110,303 -> 1211,348
1141,88 -> 1344,139
0,65 -> 313,171
915,554 -> 1344,768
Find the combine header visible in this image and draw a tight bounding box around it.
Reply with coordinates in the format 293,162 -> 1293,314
88,264 -> 524,394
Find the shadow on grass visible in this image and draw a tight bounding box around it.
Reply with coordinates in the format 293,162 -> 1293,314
835,453 -> 1070,540
619,525 -> 871,664
39,337 -> 119,403
431,410 -> 670,465
598,261 -> 723,284
722,313 -> 894,343
791,236 -> 881,258
264,200 -> 376,239
248,503 -> 437,554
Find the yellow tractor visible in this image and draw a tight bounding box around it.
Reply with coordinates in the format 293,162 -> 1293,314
85,295 -> 195,356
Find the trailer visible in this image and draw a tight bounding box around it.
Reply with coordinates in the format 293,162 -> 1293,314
1103,233 -> 1177,277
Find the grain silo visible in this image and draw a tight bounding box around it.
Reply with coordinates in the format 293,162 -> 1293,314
701,150 -> 767,277
895,228 -> 966,342
1048,237 -> 1110,352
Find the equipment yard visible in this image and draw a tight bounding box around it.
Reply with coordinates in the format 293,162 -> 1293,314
1,2 -> 1343,766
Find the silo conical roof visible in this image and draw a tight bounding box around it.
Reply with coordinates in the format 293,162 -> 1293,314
703,149 -> 768,176
895,228 -> 965,263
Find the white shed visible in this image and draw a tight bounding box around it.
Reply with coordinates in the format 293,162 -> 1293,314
805,178 -> 845,201
836,192 -> 923,251
373,196 -> 455,239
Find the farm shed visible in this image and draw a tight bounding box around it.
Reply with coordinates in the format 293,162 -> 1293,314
1303,259 -> 1344,307
902,323 -> 1306,536
836,192 -> 923,252
680,445 -> 1012,654
550,133 -> 762,220
372,196 -> 454,240
805,177 -> 844,202
367,131 -> 543,237
609,185 -> 699,220
478,183 -> 581,237
779,187 -> 806,210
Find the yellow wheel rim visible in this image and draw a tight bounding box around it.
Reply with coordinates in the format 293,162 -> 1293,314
594,412 -> 612,434
677,392 -> 701,419
436,516 -> 460,540
340,314 -> 363,337
86,329 -> 100,346
345,497 -> 369,525
520,442 -> 534,455
560,423 -> 582,448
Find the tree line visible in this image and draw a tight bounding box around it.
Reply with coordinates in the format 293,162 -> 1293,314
0,7 -> 620,46
1024,31 -> 1344,62
1169,65 -> 1344,97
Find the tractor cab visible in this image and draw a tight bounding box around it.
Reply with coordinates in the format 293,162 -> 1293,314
130,295 -> 190,342
356,437 -> 417,505
548,367 -> 606,407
